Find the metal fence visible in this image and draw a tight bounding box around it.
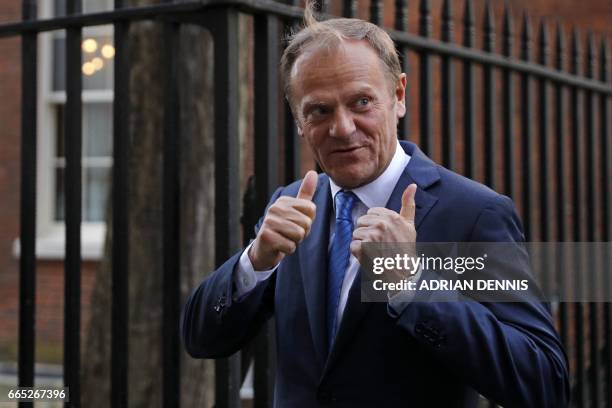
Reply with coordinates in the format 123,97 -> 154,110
0,0 -> 610,407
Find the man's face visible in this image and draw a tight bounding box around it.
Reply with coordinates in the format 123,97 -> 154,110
290,40 -> 406,189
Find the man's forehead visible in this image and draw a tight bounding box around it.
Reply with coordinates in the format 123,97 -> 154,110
291,41 -> 387,94
291,39 -> 378,77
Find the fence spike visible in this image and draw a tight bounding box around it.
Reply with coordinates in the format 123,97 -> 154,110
521,11 -> 532,61
394,0 -> 407,31
370,0 -> 382,25
538,19 -> 549,66
586,31 -> 596,79
419,0 -> 431,38
463,0 -> 474,47
597,30 -> 612,408
555,22 -> 565,71
601,37 -> 609,82
440,0 -> 455,169
395,0 -> 409,140
502,3 -> 513,57
343,0 -> 357,18
501,0 -> 515,199
441,0 -> 453,42
484,1 -> 494,30
483,1 -> 495,52
571,27 -> 581,75
418,0 -> 433,154
483,0 -> 496,189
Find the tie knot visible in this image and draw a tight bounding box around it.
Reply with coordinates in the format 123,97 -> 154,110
335,191 -> 357,221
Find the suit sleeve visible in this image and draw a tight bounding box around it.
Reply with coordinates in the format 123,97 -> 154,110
393,194 -> 570,408
180,187 -> 283,358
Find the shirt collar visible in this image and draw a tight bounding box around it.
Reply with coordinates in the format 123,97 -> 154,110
329,140 -> 411,209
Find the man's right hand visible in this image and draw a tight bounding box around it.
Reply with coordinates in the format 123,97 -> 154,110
249,170 -> 318,270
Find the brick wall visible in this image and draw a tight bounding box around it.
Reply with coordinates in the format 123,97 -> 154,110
0,1 -> 98,364
0,261 -> 97,363
513,0 -> 611,35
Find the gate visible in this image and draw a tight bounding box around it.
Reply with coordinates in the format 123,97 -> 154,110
0,0 -> 610,406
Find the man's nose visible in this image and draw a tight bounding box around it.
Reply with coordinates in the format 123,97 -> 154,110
329,108 -> 356,138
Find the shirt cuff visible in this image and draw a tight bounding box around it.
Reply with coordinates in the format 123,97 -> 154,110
387,264 -> 423,317
233,241 -> 277,299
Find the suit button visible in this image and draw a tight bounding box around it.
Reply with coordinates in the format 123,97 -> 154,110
213,295 -> 227,314
415,323 -> 425,334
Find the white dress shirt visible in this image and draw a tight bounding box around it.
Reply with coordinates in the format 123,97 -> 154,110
233,140 -> 419,323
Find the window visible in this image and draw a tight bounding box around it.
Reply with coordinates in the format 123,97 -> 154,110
51,32 -> 114,223
13,0 -> 115,259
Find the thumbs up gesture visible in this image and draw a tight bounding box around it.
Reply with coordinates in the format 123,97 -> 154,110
249,171 -> 318,270
350,183 -> 417,261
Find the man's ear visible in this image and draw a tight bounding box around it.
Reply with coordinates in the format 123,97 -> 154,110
395,73 -> 407,119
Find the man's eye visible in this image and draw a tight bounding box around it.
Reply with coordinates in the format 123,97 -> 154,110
357,97 -> 370,107
310,106 -> 329,117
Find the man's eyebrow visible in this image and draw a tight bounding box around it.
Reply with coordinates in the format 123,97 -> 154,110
299,85 -> 378,112
301,100 -> 328,111
349,85 -> 377,96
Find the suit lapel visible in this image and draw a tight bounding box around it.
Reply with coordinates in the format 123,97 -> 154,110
385,154 -> 439,230
298,175 -> 332,367
322,141 -> 440,376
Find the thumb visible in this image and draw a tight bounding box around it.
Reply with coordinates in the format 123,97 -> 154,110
399,183 -> 417,221
297,170 -> 318,201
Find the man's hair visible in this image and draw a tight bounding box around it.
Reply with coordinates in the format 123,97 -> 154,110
280,2 -> 402,108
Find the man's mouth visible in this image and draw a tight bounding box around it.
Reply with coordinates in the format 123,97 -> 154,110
331,146 -> 364,155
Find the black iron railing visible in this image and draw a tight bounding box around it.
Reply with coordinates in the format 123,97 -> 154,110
1,0 -> 610,407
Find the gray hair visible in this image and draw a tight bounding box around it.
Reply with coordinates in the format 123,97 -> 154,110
280,2 -> 402,108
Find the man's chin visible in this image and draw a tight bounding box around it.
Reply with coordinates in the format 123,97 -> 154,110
328,168 -> 375,189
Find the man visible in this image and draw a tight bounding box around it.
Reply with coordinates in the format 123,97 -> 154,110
181,10 -> 569,408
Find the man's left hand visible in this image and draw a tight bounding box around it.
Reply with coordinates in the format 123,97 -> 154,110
350,183 -> 418,280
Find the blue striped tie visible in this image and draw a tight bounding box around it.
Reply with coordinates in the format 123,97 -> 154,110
327,190 -> 358,350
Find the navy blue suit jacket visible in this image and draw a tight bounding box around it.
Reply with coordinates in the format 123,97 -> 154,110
181,141 -> 570,407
